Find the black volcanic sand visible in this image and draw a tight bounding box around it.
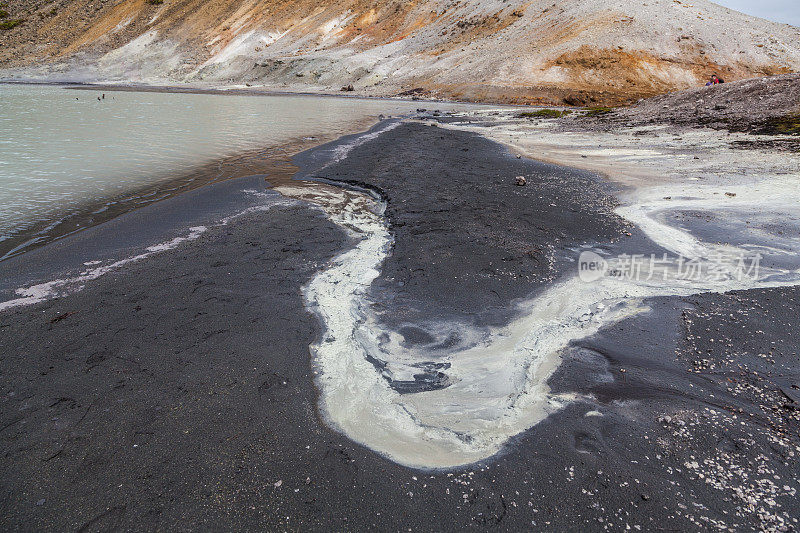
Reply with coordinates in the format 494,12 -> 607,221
303,122 -> 632,330
1,123 -> 798,531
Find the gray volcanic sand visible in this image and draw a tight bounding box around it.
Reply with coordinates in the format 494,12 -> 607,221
0,124 -> 798,531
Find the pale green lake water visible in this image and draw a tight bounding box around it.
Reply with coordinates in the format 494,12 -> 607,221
0,84 -> 475,257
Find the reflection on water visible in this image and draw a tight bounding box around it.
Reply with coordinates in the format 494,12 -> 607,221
0,84 -> 470,256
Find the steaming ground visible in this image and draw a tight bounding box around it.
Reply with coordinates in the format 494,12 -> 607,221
1,117 -> 799,529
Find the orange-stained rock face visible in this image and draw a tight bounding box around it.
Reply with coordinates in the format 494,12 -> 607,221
1,0 -> 798,105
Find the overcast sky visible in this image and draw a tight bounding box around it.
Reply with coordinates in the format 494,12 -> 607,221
713,0 -> 799,27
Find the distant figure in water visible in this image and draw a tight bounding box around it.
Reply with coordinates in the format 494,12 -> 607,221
705,74 -> 724,86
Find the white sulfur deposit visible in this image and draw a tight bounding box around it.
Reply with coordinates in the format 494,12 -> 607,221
289,118 -> 800,469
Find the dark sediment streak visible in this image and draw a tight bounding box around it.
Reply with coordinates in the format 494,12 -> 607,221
0,123 -> 797,530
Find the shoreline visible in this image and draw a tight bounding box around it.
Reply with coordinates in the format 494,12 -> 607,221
0,79 -> 529,108
0,109 -> 385,263
0,101 -> 798,529
0,83 -> 499,263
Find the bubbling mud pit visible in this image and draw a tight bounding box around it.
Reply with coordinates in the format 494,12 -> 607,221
275,135 -> 800,470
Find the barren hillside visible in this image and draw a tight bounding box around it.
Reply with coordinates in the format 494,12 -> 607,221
609,72 -> 800,132
1,0 -> 799,104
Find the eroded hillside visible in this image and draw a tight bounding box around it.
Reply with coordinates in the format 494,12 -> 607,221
1,0 -> 799,104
